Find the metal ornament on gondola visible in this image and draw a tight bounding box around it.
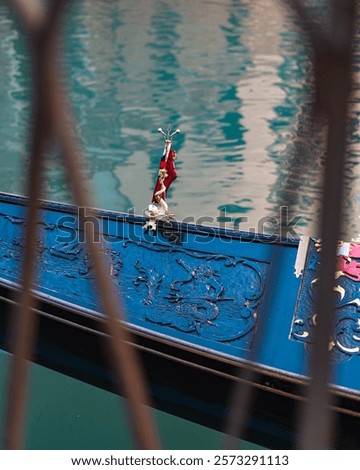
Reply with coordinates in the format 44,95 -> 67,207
144,125 -> 180,231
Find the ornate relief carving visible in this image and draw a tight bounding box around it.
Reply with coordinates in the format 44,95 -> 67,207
0,210 -> 269,350
131,245 -> 267,346
291,239 -> 360,362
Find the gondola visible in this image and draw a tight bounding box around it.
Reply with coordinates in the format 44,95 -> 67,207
0,127 -> 359,449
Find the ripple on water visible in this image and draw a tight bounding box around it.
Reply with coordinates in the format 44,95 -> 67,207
0,0 -> 359,238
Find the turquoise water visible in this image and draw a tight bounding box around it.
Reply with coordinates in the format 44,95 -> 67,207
1,0 -> 359,237
0,0 -> 360,449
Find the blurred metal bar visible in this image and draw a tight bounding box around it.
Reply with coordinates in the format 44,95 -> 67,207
287,0 -> 358,449
3,0 -> 160,450
224,0 -> 358,450
5,0 -> 46,32
44,7 -> 161,451
3,0 -> 65,450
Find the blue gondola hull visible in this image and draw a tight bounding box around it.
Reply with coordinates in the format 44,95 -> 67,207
0,192 -> 359,448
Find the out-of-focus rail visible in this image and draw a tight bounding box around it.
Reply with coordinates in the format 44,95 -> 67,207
2,0 -> 160,451
1,0 -> 359,451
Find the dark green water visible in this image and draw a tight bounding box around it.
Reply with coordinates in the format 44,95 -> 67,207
2,351 -> 255,450
0,0 -> 360,449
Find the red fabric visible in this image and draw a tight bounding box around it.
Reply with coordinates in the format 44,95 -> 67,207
152,148 -> 177,202
350,243 -> 360,258
338,255 -> 360,281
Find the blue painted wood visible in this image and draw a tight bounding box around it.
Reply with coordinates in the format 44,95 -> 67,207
0,193 -> 294,357
291,238 -> 360,391
0,191 -> 360,400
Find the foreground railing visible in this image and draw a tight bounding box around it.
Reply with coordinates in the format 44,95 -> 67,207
1,0 -> 359,450
2,0 -> 160,450
225,0 -> 359,450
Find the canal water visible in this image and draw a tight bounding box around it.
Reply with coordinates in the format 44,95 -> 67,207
0,0 -> 359,449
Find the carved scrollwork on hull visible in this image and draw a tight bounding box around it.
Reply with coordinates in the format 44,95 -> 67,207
0,214 -> 123,291
0,208 -> 268,351
132,250 -> 267,347
291,239 -> 360,362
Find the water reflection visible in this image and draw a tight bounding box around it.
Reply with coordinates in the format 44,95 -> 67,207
0,5 -> 30,194
266,5 -> 360,239
0,0 -> 359,237
266,8 -> 324,237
